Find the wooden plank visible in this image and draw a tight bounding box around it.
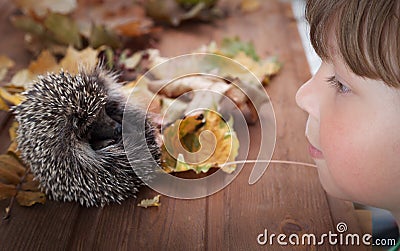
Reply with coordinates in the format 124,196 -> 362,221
0,201 -> 80,250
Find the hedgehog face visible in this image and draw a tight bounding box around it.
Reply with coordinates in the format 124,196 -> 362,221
87,105 -> 123,150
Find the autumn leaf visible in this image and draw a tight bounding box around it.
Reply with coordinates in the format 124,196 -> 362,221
0,55 -> 15,82
16,191 -> 46,206
220,37 -> 260,61
28,50 -> 59,75
161,110 -> 239,174
137,195 -> 161,208
15,0 -> 77,17
10,69 -> 36,89
240,0 -> 261,13
89,25 -> 121,49
44,13 -> 82,48
59,46 -> 99,74
0,88 -> 25,107
0,153 -> 45,207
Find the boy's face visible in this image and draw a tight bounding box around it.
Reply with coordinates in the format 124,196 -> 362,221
296,49 -> 400,210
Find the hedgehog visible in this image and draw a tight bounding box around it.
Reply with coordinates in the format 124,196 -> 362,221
13,67 -> 160,207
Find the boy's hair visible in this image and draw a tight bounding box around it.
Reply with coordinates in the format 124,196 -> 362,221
305,0 -> 400,87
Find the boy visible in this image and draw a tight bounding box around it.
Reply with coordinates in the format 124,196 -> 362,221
295,0 -> 400,250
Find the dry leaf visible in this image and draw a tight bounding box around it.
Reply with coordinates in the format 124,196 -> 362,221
59,46 -> 98,74
145,0 -> 218,26
120,51 -> 142,69
0,87 -> 25,106
89,25 -> 121,49
16,191 -> 46,206
0,184 -> 16,200
161,110 -> 239,174
8,122 -> 18,143
10,69 -> 36,89
114,19 -> 154,37
0,97 -> 9,111
137,195 -> 161,208
0,152 -> 45,207
0,55 -> 15,82
15,0 -> 77,17
240,0 -> 261,13
28,50 -> 59,75
44,13 -> 82,48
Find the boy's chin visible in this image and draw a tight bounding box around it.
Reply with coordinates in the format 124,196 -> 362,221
314,160 -> 352,201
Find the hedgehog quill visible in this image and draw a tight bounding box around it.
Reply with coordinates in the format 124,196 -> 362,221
13,67 -> 160,207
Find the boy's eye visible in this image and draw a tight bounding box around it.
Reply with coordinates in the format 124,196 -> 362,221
327,76 -> 351,94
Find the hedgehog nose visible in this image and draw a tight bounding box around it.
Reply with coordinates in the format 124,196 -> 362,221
114,124 -> 122,139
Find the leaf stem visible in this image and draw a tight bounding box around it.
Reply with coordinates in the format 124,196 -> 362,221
3,166 -> 31,221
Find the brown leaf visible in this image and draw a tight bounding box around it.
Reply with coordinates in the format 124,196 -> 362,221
0,183 -> 17,200
59,46 -> 98,74
0,55 -> 15,69
16,191 -> 46,206
28,50 -> 59,75
21,179 -> 41,192
0,166 -> 21,185
240,0 -> 260,12
0,154 -> 26,179
114,19 -> 154,37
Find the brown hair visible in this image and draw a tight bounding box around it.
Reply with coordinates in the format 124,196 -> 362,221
305,0 -> 400,87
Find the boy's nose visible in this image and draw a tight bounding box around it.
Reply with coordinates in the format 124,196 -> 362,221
295,78 -> 319,118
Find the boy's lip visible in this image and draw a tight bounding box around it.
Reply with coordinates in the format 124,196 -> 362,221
308,142 -> 324,159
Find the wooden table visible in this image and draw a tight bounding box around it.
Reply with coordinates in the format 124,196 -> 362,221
0,0 -> 370,250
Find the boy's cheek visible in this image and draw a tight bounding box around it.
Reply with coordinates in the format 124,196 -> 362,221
318,117 -> 372,198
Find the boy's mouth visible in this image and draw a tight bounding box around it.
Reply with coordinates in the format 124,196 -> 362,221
308,141 -> 324,159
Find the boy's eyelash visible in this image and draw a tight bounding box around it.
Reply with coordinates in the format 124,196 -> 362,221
326,76 -> 351,94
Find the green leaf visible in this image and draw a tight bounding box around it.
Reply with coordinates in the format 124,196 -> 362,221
11,16 -> 44,36
44,13 -> 82,48
89,25 -> 121,49
220,37 -> 260,61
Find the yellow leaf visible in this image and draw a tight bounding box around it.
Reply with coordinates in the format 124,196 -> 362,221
16,191 -> 46,206
240,0 -> 261,12
7,141 -> 20,157
28,50 -> 59,75
0,55 -> 15,69
137,195 -> 161,208
0,97 -> 9,111
9,121 -> 18,142
161,110 -> 239,174
0,87 -> 25,106
0,55 -> 15,82
59,46 -> 98,74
